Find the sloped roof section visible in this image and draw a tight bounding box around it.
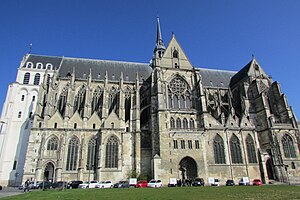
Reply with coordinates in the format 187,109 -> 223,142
58,57 -> 152,82
197,67 -> 236,88
229,60 -> 253,88
23,54 -> 63,70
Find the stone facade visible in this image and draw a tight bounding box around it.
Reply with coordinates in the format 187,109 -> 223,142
20,20 -> 300,186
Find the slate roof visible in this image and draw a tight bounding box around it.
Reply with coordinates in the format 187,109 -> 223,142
229,59 -> 253,88
58,57 -> 152,82
22,54 -> 62,70
24,54 -> 239,87
197,68 -> 236,88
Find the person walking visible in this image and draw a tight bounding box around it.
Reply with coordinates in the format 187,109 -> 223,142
24,179 -> 30,192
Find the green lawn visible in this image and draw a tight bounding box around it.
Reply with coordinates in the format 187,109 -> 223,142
3,185 -> 300,200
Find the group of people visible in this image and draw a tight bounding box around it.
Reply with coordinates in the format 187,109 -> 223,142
177,179 -> 193,187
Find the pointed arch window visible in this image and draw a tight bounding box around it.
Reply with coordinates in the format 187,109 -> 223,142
47,137 -> 58,150
58,87 -> 68,116
105,136 -> 119,168
170,117 -> 175,129
66,137 -> 79,171
246,135 -> 257,163
124,88 -> 131,122
230,135 -> 243,164
190,118 -> 195,129
23,72 -> 30,84
173,50 -> 178,58
91,87 -> 103,117
34,73 -> 41,85
109,87 -> 119,116
282,134 -> 296,158
180,96 -> 185,109
173,95 -> 179,109
74,85 -> 86,118
168,94 -> 173,108
86,138 -> 97,170
183,118 -> 188,129
176,118 -> 181,129
214,134 -> 226,164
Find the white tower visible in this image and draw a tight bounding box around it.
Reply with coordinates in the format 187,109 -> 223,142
0,54 -> 60,186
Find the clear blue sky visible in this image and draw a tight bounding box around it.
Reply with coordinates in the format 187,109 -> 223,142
0,0 -> 299,119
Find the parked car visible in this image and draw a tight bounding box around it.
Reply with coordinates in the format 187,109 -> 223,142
96,180 -> 113,188
67,180 -> 83,189
52,181 -> 67,189
252,179 -> 262,186
38,181 -> 53,189
211,179 -> 220,186
78,181 -> 98,189
135,180 -> 148,188
113,181 -> 129,188
225,180 -> 235,186
0,185 -> 2,190
239,178 -> 250,186
192,178 -> 205,186
147,179 -> 162,188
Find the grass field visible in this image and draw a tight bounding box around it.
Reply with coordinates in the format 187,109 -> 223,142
2,185 -> 300,200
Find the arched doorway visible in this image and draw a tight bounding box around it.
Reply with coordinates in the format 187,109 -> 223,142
179,157 -> 197,180
266,159 -> 275,180
44,162 -> 55,182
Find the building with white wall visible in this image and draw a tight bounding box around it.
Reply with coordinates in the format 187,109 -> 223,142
0,54 -> 59,186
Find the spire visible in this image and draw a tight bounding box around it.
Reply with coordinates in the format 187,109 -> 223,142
154,16 -> 165,55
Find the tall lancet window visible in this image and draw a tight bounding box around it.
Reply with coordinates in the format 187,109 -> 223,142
34,73 -> 40,85
246,135 -> 257,163
91,86 -> 103,117
46,136 -> 58,157
124,88 -> 131,122
74,85 -> 86,118
58,87 -> 68,117
282,134 -> 296,158
23,72 -> 30,84
66,137 -> 79,171
86,138 -> 97,170
230,135 -> 243,164
109,87 -> 119,116
105,135 -> 119,168
214,134 -> 226,164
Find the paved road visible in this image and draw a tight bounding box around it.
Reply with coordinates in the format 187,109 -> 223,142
0,187 -> 24,199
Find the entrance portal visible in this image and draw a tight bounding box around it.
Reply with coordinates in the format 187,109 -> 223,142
179,157 -> 197,180
44,162 -> 55,182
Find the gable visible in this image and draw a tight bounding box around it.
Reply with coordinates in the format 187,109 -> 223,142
160,34 -> 193,70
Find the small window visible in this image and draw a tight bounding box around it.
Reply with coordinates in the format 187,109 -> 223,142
195,140 -> 200,149
188,140 -> 193,149
39,122 -> 42,128
23,72 -> 30,84
93,123 -> 96,129
111,122 -> 114,128
32,96 -> 36,102
97,73 -> 101,79
74,123 -> 77,129
173,50 -> 178,58
46,63 -> 52,70
83,73 -> 86,79
21,95 -> 25,101
34,73 -> 41,85
36,63 -> 43,69
26,62 -> 33,68
18,111 -> 22,118
54,123 -> 57,128
173,140 -> 178,149
125,75 -> 129,81
29,112 -> 32,118
12,161 -> 17,170
180,140 -> 185,149
112,74 -> 115,80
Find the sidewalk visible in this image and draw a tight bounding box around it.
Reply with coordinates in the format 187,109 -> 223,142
0,187 -> 23,199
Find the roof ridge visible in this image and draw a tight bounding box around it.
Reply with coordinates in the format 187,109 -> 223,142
62,56 -> 148,65
196,67 -> 237,73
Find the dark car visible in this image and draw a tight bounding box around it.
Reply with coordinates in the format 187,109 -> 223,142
38,181 -> 53,189
52,181 -> 67,189
192,178 -> 205,186
0,185 -> 2,190
226,180 -> 235,186
113,181 -> 129,188
67,180 -> 83,189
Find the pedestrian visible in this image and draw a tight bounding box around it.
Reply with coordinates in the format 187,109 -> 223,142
24,179 -> 30,192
